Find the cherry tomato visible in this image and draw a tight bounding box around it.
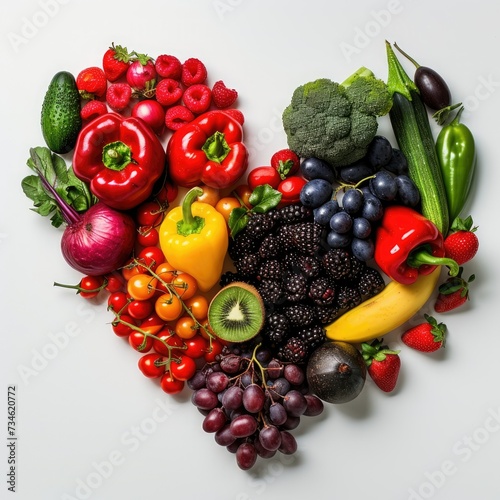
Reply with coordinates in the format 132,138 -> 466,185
184,295 -> 209,320
247,166 -> 281,190
204,337 -> 224,362
138,353 -> 166,378
155,262 -> 178,291
234,184 -> 252,208
137,226 -> 159,248
175,315 -> 198,340
198,318 -> 215,340
112,314 -> 135,337
169,354 -> 197,381
104,273 -> 124,293
128,331 -> 154,352
156,181 -> 178,205
79,275 -> 104,299
160,372 -> 185,395
155,293 -> 183,322
127,299 -> 154,320
171,273 -> 198,300
183,334 -> 209,359
138,313 -> 164,335
132,99 -> 165,135
215,196 -> 241,223
136,200 -> 166,228
137,246 -> 165,273
153,328 -> 184,356
127,274 -> 158,301
107,291 -> 129,313
196,185 -> 220,206
277,175 -> 308,205
121,259 -> 142,281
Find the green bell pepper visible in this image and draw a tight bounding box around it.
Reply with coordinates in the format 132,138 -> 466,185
436,107 -> 476,227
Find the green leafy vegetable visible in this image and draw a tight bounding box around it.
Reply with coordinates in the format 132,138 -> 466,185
22,146 -> 96,227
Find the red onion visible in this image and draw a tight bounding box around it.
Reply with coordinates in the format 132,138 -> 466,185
35,165 -> 136,276
126,59 -> 157,92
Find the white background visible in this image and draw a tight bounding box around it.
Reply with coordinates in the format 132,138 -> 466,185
1,1 -> 499,499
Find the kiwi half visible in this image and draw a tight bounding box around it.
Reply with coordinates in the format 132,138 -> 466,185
208,282 -> 265,343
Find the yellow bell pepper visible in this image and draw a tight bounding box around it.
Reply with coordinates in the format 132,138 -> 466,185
159,187 -> 228,293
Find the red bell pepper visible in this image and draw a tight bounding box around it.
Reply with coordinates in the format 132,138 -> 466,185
73,113 -> 166,210
167,110 -> 248,189
375,206 -> 459,285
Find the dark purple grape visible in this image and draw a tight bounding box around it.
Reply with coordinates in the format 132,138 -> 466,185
366,135 -> 393,169
259,425 -> 282,452
230,414 -> 258,438
300,179 -> 334,208
221,385 -> 243,411
342,188 -> 364,215
268,402 -> 288,426
313,200 -> 339,225
385,148 -> 408,175
192,388 -> 219,411
240,372 -> 253,388
283,364 -> 305,386
187,370 -> 206,390
206,372 -> 230,393
255,438 -> 277,459
266,359 -> 283,379
351,237 -> 375,262
282,415 -> 301,430
202,408 -> 227,433
369,170 -> 397,201
361,195 -> 384,222
268,377 -> 291,398
255,347 -> 272,365
352,217 -> 372,239
283,389 -> 308,417
215,424 -> 236,446
236,442 -> 258,470
303,394 -> 324,417
219,354 -> 242,374
329,210 -> 352,234
327,230 -> 351,249
339,160 -> 373,183
300,157 -> 336,183
278,431 -> 298,455
395,174 -> 421,207
242,384 -> 266,414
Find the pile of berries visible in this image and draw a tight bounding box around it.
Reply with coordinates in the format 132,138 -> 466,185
222,204 -> 386,363
75,43 -> 239,134
188,343 -> 324,470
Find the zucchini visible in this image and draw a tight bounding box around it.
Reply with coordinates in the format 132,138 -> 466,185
41,71 -> 82,154
386,42 -> 449,236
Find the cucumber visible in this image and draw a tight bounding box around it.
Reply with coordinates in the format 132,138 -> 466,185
41,71 -> 82,154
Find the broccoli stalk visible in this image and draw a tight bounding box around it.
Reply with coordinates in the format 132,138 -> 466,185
282,68 -> 392,169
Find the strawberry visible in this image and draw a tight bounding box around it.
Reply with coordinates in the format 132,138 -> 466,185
434,268 -> 475,313
102,43 -> 134,82
402,314 -> 447,352
361,339 -> 401,393
211,80 -> 238,108
444,216 -> 479,265
76,66 -> 107,99
271,149 -> 300,179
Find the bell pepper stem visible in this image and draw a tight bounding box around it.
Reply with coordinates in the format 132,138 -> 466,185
102,141 -> 134,171
407,245 -> 459,277
177,187 -> 205,236
202,131 -> 230,164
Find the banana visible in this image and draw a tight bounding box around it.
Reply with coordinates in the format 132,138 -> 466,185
325,267 -> 441,344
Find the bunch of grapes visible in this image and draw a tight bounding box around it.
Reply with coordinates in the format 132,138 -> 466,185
188,343 -> 324,470
299,135 -> 421,261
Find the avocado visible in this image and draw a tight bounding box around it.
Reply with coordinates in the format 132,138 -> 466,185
306,341 -> 366,404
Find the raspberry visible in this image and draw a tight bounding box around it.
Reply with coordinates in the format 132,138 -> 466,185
181,58 -> 207,86
155,78 -> 183,107
182,84 -> 212,114
212,80 -> 238,108
222,108 -> 244,125
106,83 -> 132,112
80,100 -> 108,121
77,66 -> 107,99
155,54 -> 182,80
164,105 -> 195,131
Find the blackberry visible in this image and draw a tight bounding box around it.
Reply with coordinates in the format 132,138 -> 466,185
275,224 -> 293,247
336,284 -> 362,312
298,323 -> 326,354
349,255 -> 367,280
282,252 -> 302,272
282,303 -> 316,327
288,222 -> 323,256
308,276 -> 336,306
258,234 -> 282,259
282,272 -> 308,302
357,267 -> 386,300
228,229 -> 259,260
257,279 -> 283,305
322,248 -> 352,280
277,337 -> 308,364
257,260 -> 283,281
297,254 -> 321,278
245,213 -> 275,238
315,304 -> 342,325
235,253 -> 261,278
273,204 -> 313,225
264,313 -> 290,344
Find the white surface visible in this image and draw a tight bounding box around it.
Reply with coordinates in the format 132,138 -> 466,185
1,1 -> 499,499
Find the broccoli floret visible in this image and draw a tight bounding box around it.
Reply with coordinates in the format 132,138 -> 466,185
282,68 -> 392,168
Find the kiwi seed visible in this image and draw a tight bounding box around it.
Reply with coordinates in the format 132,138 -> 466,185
208,282 -> 265,343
